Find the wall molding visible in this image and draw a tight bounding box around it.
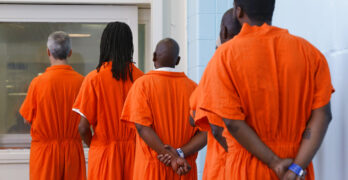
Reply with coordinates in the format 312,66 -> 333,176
0,0 -> 150,5
0,148 -> 89,164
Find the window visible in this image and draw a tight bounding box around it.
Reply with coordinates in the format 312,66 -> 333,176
0,22 -> 107,147
0,4 -> 139,148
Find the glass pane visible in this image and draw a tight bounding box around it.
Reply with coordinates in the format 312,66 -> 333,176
0,22 -> 107,135
138,24 -> 146,72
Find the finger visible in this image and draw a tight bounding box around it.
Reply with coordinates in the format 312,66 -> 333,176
177,167 -> 183,175
183,163 -> 189,173
164,158 -> 171,166
157,154 -> 163,159
180,167 -> 185,175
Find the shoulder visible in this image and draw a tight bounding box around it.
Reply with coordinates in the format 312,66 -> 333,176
28,75 -> 41,88
132,72 -> 152,86
81,69 -> 99,86
72,70 -> 84,78
290,35 -> 326,65
84,69 -> 98,80
184,75 -> 198,88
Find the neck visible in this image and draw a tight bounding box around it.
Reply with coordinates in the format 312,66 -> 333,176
243,20 -> 271,26
155,64 -> 175,69
51,59 -> 68,66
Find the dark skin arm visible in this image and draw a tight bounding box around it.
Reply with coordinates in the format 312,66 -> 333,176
223,118 -> 293,179
78,117 -> 92,147
180,130 -> 207,157
135,123 -> 191,175
210,124 -> 228,152
282,103 -> 332,180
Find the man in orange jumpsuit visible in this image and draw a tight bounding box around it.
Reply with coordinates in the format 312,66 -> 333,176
196,0 -> 334,179
189,8 -> 242,180
121,38 -> 207,180
73,22 -> 143,180
20,31 -> 86,180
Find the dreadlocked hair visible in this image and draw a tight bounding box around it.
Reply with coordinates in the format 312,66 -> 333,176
97,22 -> 134,82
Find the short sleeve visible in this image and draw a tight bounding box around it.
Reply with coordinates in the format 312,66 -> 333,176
195,109 -> 225,131
19,79 -> 38,123
312,53 -> 334,109
121,80 -> 153,127
199,48 -> 246,121
189,88 -> 199,118
192,86 -> 225,131
72,74 -> 98,125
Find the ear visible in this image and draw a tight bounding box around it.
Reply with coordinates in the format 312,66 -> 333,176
153,52 -> 157,62
235,6 -> 245,26
47,48 -> 51,57
236,6 -> 243,19
67,50 -> 72,58
176,56 -> 181,66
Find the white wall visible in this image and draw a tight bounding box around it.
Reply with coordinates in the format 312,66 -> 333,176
162,0 -> 187,73
272,1 -> 348,179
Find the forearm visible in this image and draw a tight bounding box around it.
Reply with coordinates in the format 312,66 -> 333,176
181,131 -> 207,157
223,119 -> 280,167
135,123 -> 176,157
80,128 -> 92,147
293,103 -> 332,169
78,117 -> 92,147
210,124 -> 228,151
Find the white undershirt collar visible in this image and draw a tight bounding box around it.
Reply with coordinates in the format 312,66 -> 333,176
154,67 -> 179,72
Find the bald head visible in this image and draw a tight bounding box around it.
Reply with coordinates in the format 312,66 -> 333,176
153,38 -> 181,68
220,8 -> 242,44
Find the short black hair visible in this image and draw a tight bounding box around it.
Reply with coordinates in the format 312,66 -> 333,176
234,0 -> 275,22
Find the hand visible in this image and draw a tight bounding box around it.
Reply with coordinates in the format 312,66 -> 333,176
157,144 -> 178,166
157,153 -> 172,166
171,157 -> 191,175
269,158 -> 293,179
281,170 -> 306,180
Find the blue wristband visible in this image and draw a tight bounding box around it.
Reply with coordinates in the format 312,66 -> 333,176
176,148 -> 185,158
288,163 -> 305,177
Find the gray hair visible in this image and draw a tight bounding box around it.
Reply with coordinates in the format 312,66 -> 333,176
47,31 -> 72,60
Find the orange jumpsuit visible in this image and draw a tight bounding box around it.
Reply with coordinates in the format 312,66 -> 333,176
196,23 -> 334,180
20,65 -> 86,180
72,62 -> 143,180
121,70 -> 198,180
190,87 -> 226,180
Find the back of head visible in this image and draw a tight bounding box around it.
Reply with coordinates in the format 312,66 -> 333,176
234,0 -> 275,23
154,38 -> 180,68
47,31 -> 71,60
220,8 -> 242,43
97,21 -> 134,82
